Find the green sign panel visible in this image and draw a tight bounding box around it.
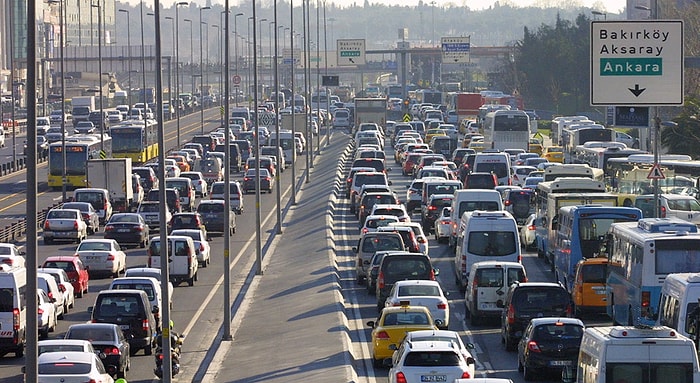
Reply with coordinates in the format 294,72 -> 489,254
340,51 -> 361,57
600,58 -> 663,76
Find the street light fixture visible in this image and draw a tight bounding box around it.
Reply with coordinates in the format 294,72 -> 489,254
184,18 -> 194,95
118,9 -> 131,107
175,1 -> 189,148
91,0 -> 104,149
199,6 -> 211,134
234,13 -> 244,107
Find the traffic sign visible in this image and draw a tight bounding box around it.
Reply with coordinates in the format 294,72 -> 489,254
647,163 -> 666,180
232,75 -> 241,85
337,39 -> 366,66
591,20 -> 684,106
99,150 -> 106,159
402,114 -> 412,122
441,36 -> 470,64
258,112 -> 276,127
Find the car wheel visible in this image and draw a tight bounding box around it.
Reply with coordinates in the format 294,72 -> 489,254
523,364 -> 536,381
50,312 -> 57,332
77,286 -> 84,298
59,303 -> 66,319
470,312 -> 481,326
15,346 -> 24,358
518,358 -> 524,372
43,237 -> 52,245
504,336 -> 516,352
372,357 -> 383,369
188,275 -> 195,286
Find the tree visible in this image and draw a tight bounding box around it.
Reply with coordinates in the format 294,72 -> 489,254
662,96 -> 700,157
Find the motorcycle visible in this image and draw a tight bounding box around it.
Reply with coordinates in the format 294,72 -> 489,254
153,330 -> 185,379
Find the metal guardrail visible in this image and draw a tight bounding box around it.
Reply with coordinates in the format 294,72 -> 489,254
0,202 -> 62,244
0,152 -> 48,176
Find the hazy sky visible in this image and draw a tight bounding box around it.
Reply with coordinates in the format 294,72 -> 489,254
127,0 -> 627,14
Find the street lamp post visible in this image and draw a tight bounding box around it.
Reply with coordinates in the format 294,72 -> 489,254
184,18 -> 193,95
234,13 -> 244,106
212,24 -> 220,107
248,16 -> 254,107
199,6 -> 211,133
258,18 -> 267,101
91,0 -> 104,150
140,0 -> 146,102
118,9 -> 131,107
175,1 -> 189,148
164,16 -> 175,119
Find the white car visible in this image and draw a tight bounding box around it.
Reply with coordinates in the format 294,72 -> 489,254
384,280 -> 450,329
388,340 -> 474,382
171,228 -> 211,267
124,267 -> 174,309
616,131 -> 640,149
510,166 -> 538,187
402,330 -> 477,378
361,215 -> 400,235
136,200 -> 173,232
38,267 -> 75,313
180,171 -> 209,197
73,239 -> 127,278
38,351 -> 115,383
0,243 -> 25,268
434,206 -> 452,243
37,289 -> 57,339
520,214 -> 537,251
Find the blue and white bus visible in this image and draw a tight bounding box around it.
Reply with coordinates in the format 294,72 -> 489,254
553,205 -> 642,293
482,109 -> 530,151
606,218 -> 700,326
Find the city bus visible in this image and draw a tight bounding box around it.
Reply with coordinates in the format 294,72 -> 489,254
543,163 -> 605,182
553,205 -> 642,293
534,177 -> 610,265
606,218 -> 700,326
110,120 -> 158,164
47,135 -> 112,189
571,142 -> 646,170
482,109 -> 530,151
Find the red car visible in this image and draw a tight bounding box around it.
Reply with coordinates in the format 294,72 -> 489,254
42,256 -> 90,298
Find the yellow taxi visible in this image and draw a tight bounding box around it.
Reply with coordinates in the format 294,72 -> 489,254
425,128 -> 446,144
366,304 -> 439,367
542,146 -> 564,163
529,138 -> 543,155
167,155 -> 190,172
571,257 -> 609,316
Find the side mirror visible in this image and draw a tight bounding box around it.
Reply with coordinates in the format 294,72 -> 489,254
433,267 -> 440,276
152,305 -> 159,314
366,320 -> 375,328
352,247 -> 358,253
87,306 -> 93,314
496,301 -> 505,308
58,285 -> 66,293
434,319 -> 444,328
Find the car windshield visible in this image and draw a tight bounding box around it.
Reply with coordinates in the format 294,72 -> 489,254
382,311 -> 430,326
77,242 -> 111,251
109,214 -> 139,223
397,285 -> 440,297
38,345 -> 88,355
93,295 -> 142,317
112,283 -> 155,301
67,326 -> 115,341
534,323 -> 584,340
404,351 -> 461,367
138,203 -> 159,213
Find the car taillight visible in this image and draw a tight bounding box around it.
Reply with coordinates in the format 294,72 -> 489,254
37,308 -> 44,315
507,304 -> 515,324
504,200 -> 511,206
437,302 -> 447,310
660,206 -> 666,218
12,308 -> 19,331
460,372 -> 471,379
428,205 -> 437,210
106,253 -> 115,261
73,221 -> 79,230
429,268 -> 436,280
377,270 -> 385,289
527,340 -> 541,353
199,243 -> 205,252
642,291 -> 651,307
43,220 -> 50,230
417,237 -> 426,244
376,330 -> 390,339
142,319 -> 150,331
528,224 -> 536,231
362,228 -> 368,234
395,372 -> 407,383
104,346 -> 121,355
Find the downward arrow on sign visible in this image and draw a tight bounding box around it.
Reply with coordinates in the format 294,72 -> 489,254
349,58 -> 355,64
629,84 -> 646,97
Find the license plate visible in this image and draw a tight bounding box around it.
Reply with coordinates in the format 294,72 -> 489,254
550,360 -> 572,366
85,256 -> 100,261
118,228 -> 130,233
55,232 -> 70,236
595,290 -> 606,295
480,303 -> 496,309
119,324 -> 130,330
206,214 -> 217,218
421,375 -> 446,382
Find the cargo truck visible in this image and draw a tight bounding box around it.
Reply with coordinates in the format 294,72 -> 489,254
353,98 -> 387,133
86,158 -> 134,213
71,96 -> 95,126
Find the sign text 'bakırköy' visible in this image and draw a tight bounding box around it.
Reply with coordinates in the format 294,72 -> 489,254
598,28 -> 669,76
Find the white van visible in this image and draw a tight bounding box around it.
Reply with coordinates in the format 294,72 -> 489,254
147,235 -> 198,287
268,129 -> 295,165
472,151 -> 511,186
454,210 -> 521,291
572,326 -> 700,383
658,273 -> 700,338
0,265 -> 26,357
449,189 -> 504,249
73,188 -> 112,223
464,261 -> 527,325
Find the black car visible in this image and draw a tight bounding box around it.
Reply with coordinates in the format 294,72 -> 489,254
375,252 -> 438,312
421,194 -> 454,233
168,212 -> 208,237
103,213 -> 150,248
517,317 -> 585,380
504,189 -> 536,227
463,171 -> 498,189
242,168 -> 274,193
197,200 -> 236,235
133,166 -> 159,192
500,282 -> 572,351
358,192 -> 398,225
88,289 -> 158,356
65,322 -> 131,378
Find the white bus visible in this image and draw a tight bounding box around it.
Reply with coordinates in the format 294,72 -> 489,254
550,116 -> 592,146
572,143 -> 646,171
482,109 -> 530,151
574,326 -> 700,383
606,218 -> 700,326
543,164 -> 605,182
